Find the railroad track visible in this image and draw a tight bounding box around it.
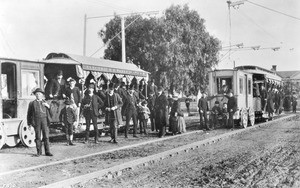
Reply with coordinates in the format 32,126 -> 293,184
0,114 -> 296,188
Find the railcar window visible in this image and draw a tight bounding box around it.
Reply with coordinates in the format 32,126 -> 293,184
239,77 -> 243,94
1,74 -> 8,98
217,77 -> 232,94
21,70 -> 40,97
248,79 -> 252,95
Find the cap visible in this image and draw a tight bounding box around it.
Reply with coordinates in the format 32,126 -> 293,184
215,101 -> 220,104
33,88 -> 44,94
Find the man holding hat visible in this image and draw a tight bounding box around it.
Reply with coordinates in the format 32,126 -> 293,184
154,86 -> 169,138
104,83 -> 123,143
27,88 -> 53,156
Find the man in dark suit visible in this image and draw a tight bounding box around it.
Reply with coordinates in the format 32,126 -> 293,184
154,86 -> 168,138
147,91 -> 156,131
147,79 -> 158,97
198,92 -> 209,130
123,84 -> 139,138
82,88 -> 104,143
47,70 -> 66,100
225,90 -> 237,129
104,83 -> 123,143
27,88 -> 53,157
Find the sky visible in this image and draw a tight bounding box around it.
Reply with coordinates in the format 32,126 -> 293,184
0,0 -> 299,71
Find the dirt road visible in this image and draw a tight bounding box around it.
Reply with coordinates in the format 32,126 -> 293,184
80,115 -> 300,188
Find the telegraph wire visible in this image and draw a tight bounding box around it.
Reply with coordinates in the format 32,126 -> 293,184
246,0 -> 300,21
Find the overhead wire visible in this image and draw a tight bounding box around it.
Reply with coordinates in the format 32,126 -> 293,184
246,0 -> 300,21
89,15 -> 141,57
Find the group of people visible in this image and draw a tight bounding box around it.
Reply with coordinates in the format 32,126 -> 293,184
198,90 -> 237,131
27,70 -> 187,157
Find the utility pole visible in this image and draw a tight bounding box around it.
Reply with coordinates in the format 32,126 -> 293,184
82,11 -> 158,57
121,16 -> 126,63
83,14 -> 87,56
226,0 -> 245,66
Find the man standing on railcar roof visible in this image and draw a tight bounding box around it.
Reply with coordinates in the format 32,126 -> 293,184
27,88 -> 53,157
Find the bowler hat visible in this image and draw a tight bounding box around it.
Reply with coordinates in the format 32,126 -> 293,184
32,88 -> 44,94
57,70 -> 63,76
108,83 -> 114,90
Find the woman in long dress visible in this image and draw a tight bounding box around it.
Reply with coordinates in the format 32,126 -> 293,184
169,95 -> 186,134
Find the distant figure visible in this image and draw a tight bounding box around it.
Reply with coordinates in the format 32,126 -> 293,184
198,92 -> 209,130
185,92 -> 192,115
138,100 -> 150,135
260,85 -> 267,111
147,79 -> 158,97
266,87 -> 275,119
224,90 -> 237,129
154,86 -> 169,138
210,101 -> 222,129
169,94 -> 186,135
47,70 -> 66,100
147,91 -> 156,132
27,88 -> 53,157
292,94 -> 298,113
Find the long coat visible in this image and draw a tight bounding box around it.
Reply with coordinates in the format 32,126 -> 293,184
154,93 -> 169,126
266,91 -> 275,113
27,100 -> 52,126
82,94 -> 104,117
65,87 -> 82,106
104,93 -> 123,125
198,97 -> 209,112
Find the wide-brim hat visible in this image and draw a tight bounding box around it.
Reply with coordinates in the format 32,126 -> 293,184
157,86 -> 164,92
64,99 -> 73,105
32,88 -> 44,94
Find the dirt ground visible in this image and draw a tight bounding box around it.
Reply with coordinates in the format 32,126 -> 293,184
78,115 -> 300,188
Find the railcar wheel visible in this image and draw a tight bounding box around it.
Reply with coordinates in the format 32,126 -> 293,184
19,122 -> 36,148
0,124 -> 7,149
240,109 -> 248,128
5,135 -> 20,147
248,108 -> 255,126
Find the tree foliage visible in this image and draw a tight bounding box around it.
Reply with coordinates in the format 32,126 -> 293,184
99,4 -> 221,93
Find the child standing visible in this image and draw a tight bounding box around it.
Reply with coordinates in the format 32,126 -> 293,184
60,99 -> 77,145
139,100 -> 150,135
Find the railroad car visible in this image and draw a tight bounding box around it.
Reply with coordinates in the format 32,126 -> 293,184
208,65 -> 282,128
0,53 -> 148,149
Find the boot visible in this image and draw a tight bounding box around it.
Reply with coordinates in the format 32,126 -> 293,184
35,139 -> 42,156
44,139 -> 53,156
66,134 -> 70,146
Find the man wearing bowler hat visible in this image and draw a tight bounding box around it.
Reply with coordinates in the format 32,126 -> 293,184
27,88 -> 53,156
154,86 -> 168,138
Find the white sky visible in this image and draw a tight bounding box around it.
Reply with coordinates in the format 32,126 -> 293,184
0,0 -> 299,71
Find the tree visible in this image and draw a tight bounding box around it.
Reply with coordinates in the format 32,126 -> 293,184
99,4 -> 221,93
